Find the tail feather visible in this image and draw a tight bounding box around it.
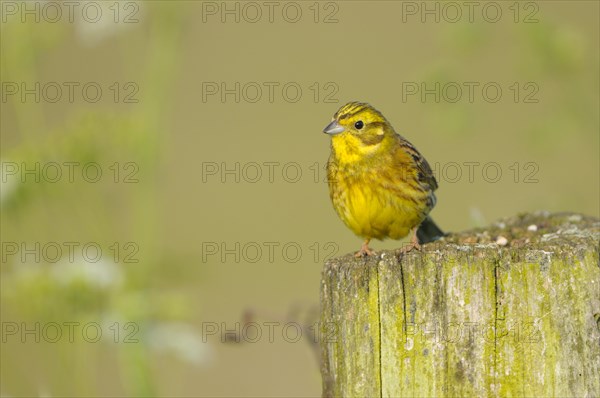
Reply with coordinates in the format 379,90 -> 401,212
417,216 -> 445,244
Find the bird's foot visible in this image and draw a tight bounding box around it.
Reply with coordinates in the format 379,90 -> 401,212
355,241 -> 376,257
396,240 -> 421,254
396,229 -> 421,255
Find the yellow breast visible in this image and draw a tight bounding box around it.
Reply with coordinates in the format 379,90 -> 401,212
327,135 -> 430,241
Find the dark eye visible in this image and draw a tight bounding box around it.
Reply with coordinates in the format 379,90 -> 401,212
354,120 -> 364,130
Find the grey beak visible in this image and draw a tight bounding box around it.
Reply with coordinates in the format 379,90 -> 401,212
323,120 -> 345,135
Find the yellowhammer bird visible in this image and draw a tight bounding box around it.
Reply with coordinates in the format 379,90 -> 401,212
323,101 -> 444,257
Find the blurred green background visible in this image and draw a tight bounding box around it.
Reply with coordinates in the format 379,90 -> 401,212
1,1 -> 598,396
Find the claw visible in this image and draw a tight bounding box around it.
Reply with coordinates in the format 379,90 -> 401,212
397,228 -> 421,254
355,239 -> 376,257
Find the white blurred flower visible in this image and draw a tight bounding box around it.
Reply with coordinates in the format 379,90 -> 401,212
74,1 -> 143,46
147,322 -> 213,366
51,256 -> 124,289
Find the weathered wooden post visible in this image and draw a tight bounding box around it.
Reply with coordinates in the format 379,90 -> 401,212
320,212 -> 600,397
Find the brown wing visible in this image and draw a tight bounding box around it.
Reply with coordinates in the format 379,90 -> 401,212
394,134 -> 438,192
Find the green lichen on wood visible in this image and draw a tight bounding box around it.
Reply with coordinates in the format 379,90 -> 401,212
320,258 -> 381,397
320,212 -> 600,398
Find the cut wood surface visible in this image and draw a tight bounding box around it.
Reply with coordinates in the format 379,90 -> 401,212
320,212 -> 600,397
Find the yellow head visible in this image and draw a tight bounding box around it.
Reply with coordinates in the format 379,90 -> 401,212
323,102 -> 395,163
